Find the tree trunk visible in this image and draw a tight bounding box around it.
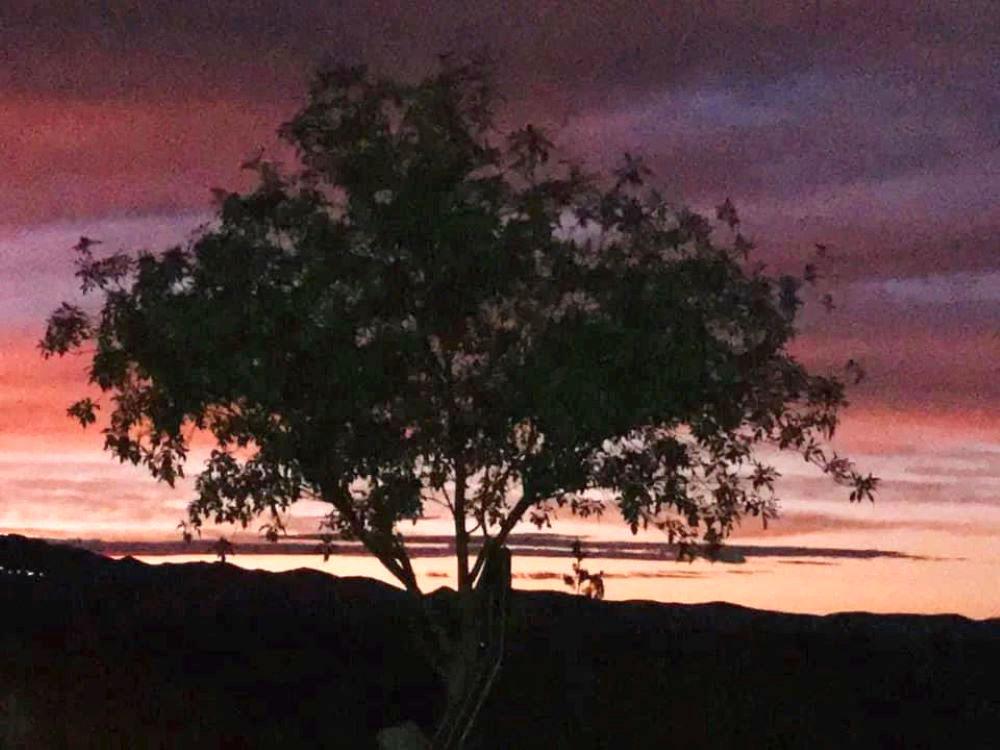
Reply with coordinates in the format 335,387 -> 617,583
430,544 -> 511,749
453,462 -> 470,592
376,722 -> 432,750
379,543 -> 511,749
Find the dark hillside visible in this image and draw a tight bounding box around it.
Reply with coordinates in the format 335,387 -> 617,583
1,535 -> 997,749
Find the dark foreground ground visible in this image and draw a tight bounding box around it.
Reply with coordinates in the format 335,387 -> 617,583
1,534 -> 998,749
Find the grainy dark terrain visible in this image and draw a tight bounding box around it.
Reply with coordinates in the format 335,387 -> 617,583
1,534 -> 997,749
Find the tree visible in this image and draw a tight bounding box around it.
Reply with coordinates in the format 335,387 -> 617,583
212,536 -> 234,564
563,538 -> 604,600
41,58 -> 877,748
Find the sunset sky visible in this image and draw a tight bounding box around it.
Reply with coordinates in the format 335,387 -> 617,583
1,1 -> 997,616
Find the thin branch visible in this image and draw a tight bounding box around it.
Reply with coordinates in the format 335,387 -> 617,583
325,481 -> 419,593
438,477 -> 454,512
422,491 -> 451,510
393,535 -> 422,596
469,484 -> 535,584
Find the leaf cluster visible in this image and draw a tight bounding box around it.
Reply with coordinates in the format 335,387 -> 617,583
41,58 -> 876,593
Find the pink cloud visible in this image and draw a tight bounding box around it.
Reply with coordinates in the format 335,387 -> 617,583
0,97 -> 291,226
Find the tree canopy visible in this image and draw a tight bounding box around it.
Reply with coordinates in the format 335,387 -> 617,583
42,57 -> 880,748
42,60 -> 876,600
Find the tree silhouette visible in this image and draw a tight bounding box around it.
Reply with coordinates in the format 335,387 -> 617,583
563,538 -> 604,600
212,537 -> 234,564
258,514 -> 286,544
41,57 -> 876,748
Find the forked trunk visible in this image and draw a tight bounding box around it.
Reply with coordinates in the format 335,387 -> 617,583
377,546 -> 512,750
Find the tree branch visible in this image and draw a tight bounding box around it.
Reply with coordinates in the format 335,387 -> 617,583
469,483 -> 535,585
325,481 -> 420,594
392,535 -> 422,596
453,459 -> 471,592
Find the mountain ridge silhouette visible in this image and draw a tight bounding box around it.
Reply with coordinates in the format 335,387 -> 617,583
2,534 -> 997,748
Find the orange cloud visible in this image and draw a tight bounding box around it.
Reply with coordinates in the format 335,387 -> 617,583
0,332 -> 99,445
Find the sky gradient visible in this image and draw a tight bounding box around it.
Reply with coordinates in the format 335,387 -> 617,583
1,1 -> 997,615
